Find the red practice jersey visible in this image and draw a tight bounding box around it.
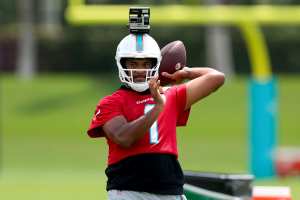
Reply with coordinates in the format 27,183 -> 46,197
88,84 -> 190,165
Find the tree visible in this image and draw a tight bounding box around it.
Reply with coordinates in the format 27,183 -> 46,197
16,0 -> 37,79
40,0 -> 62,37
204,0 -> 235,77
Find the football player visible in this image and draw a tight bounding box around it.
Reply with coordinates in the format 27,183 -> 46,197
87,33 -> 225,200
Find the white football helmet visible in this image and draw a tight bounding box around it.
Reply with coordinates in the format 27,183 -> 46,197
115,33 -> 161,92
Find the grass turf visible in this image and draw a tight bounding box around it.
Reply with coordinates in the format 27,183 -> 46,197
1,74 -> 299,199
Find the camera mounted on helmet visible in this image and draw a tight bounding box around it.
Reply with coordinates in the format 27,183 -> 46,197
128,7 -> 150,34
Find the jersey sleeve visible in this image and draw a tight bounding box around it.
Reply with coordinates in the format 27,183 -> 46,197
176,84 -> 190,126
87,96 -> 123,138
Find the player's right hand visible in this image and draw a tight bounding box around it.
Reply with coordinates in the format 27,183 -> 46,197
161,65 -> 189,85
148,77 -> 165,108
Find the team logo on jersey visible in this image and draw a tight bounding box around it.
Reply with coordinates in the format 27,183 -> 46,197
136,97 -> 154,104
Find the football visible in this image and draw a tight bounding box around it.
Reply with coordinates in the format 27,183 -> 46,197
159,40 -> 186,85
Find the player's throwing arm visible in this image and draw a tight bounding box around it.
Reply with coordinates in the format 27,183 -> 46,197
162,67 -> 225,110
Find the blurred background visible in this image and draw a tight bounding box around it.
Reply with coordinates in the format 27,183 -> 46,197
0,0 -> 299,199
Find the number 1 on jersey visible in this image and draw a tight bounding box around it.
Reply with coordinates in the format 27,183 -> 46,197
144,104 -> 159,144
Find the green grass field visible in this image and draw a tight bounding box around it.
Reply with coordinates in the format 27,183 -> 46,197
1,74 -> 299,199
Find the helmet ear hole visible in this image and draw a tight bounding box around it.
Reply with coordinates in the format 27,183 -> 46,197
120,58 -> 127,69
150,58 -> 157,68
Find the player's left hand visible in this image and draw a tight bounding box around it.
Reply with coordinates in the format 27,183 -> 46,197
161,64 -> 190,85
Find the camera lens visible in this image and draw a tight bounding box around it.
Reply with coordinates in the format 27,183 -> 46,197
144,16 -> 149,25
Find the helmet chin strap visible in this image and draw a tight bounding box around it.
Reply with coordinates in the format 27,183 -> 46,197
121,67 -> 158,92
129,82 -> 149,92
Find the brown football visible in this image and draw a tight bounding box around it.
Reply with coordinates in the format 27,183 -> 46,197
159,40 -> 186,85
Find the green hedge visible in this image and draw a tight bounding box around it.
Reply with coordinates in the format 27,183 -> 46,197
1,25 -> 300,74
